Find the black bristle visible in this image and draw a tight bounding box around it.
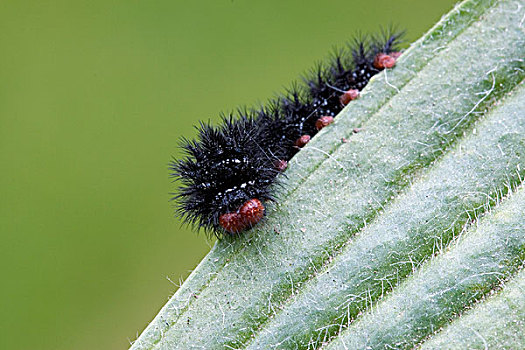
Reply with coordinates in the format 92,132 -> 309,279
170,115 -> 277,235
371,27 -> 405,54
171,29 -> 404,238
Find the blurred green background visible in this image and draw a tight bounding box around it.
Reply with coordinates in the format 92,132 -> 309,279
0,1 -> 457,349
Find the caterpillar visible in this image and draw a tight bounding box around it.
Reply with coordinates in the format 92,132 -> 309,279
170,30 -> 403,237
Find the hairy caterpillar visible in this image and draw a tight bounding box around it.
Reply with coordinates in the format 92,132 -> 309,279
170,30 -> 403,237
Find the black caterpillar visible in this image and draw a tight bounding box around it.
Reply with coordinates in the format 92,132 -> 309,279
170,30 -> 403,237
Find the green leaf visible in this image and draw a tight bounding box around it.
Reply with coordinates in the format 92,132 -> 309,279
420,267 -> 525,349
131,0 -> 525,348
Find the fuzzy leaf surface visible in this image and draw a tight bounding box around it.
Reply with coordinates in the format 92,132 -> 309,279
131,0 -> 525,348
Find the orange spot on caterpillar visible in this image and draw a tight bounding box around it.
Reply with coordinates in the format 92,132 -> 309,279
219,199 -> 265,234
373,53 -> 397,69
274,159 -> 288,172
239,198 -> 265,228
315,116 -> 334,130
295,135 -> 311,148
219,212 -> 245,234
339,89 -> 360,106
